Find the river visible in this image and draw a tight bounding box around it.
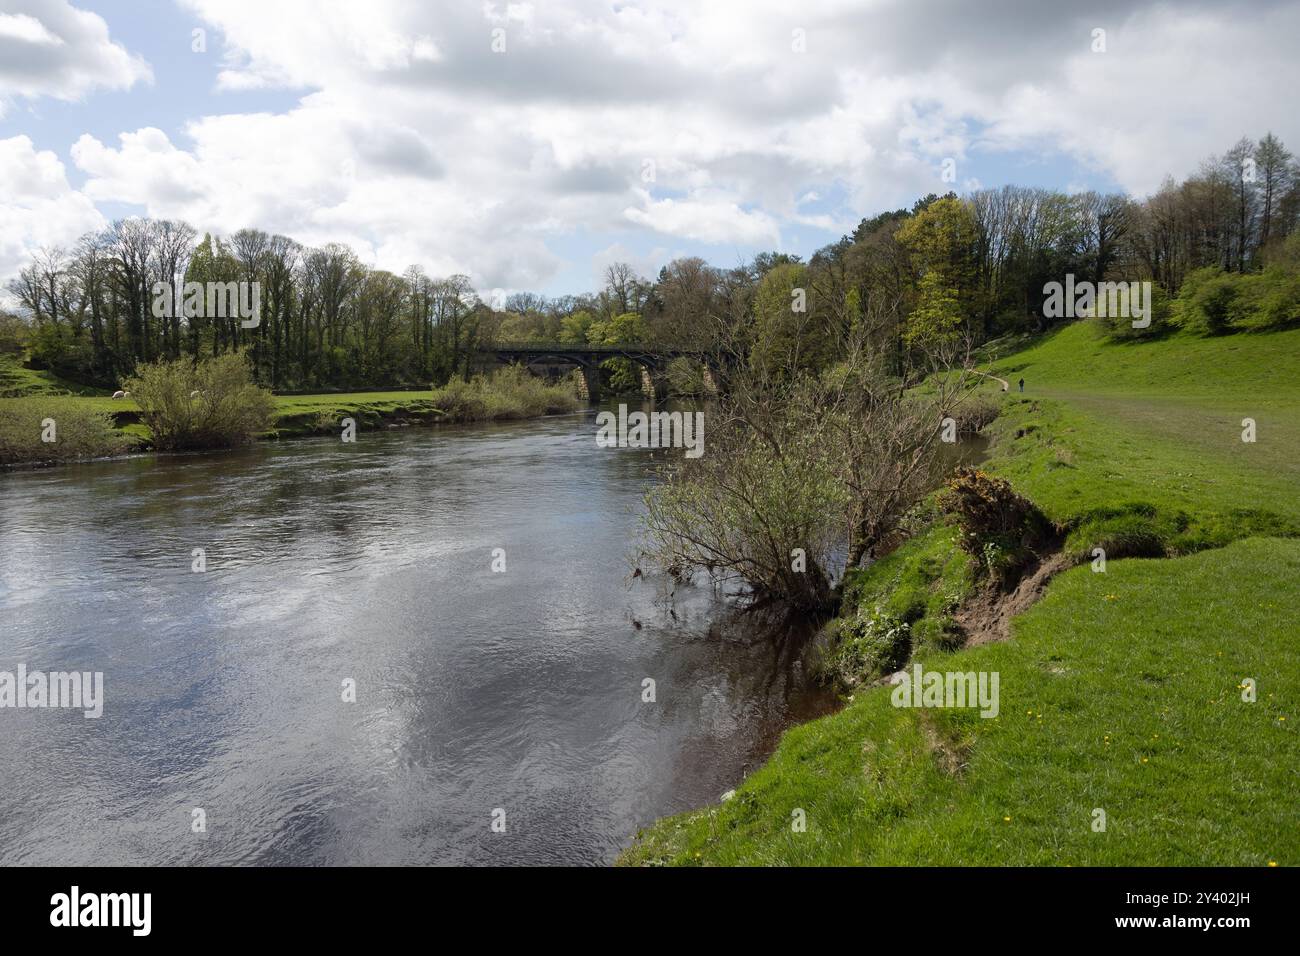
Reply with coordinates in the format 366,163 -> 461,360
0,405 -> 836,865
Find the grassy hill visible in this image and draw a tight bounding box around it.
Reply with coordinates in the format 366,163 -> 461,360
986,322 -> 1300,558
0,353 -> 105,398
621,319 -> 1299,866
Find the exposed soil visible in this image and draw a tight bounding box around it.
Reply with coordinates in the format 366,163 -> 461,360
955,544 -> 1073,646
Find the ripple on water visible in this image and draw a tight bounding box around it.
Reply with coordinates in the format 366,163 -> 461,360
0,411 -> 835,864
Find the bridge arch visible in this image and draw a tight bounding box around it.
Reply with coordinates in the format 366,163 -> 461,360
479,342 -> 715,401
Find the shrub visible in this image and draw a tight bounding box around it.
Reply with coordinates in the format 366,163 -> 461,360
950,395 -> 1000,434
0,397 -> 128,465
1171,265 -> 1300,335
938,467 -> 1051,584
1174,267 -> 1240,334
823,605 -> 912,687
1096,280 -> 1173,340
1246,268 -> 1300,329
126,350 -> 276,450
640,389 -> 849,610
432,365 -> 579,421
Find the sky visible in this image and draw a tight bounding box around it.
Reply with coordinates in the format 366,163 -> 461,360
1,0 -> 1298,304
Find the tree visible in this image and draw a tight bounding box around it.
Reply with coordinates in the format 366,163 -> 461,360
587,311 -> 647,392
153,220 -> 198,360
70,231 -> 112,376
430,273 -> 477,382
107,218 -> 157,366
598,261 -> 651,319
749,261 -> 835,381
897,197 -> 977,347
559,309 -> 595,344
639,335 -> 977,611
648,257 -> 720,348
1222,137 -> 1259,271
263,235 -> 301,387
1255,133 -> 1296,252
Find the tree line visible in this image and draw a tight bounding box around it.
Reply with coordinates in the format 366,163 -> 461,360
5,132 -> 1298,391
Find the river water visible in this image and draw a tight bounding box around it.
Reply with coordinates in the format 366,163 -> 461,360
0,406 -> 835,865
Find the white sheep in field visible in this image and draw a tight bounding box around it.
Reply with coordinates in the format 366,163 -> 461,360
112,390 -> 130,399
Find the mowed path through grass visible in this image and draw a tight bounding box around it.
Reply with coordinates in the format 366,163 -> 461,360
997,322 -> 1300,495
1044,388 -> 1300,485
986,322 -> 1300,538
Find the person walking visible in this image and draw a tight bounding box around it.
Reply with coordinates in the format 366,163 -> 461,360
1018,377 -> 1025,393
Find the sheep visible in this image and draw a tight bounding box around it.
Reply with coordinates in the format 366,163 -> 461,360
112,390 -> 126,400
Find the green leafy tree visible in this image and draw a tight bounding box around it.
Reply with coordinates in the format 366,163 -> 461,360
749,262 -> 835,379
897,196 -> 977,347
559,309 -> 595,343
587,311 -> 647,392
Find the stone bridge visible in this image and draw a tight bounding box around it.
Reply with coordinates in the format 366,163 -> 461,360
479,342 -> 716,400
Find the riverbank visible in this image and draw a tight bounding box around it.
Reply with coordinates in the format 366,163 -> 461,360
621,320 -> 1300,866
0,365 -> 582,467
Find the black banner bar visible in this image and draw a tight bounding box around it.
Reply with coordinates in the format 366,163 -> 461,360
1,865 -> 1287,941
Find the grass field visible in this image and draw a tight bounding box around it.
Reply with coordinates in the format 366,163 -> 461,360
985,322 -> 1300,556
2,388 -> 451,444
623,318 -> 1299,866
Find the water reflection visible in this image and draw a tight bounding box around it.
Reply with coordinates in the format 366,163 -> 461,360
0,407 -> 835,865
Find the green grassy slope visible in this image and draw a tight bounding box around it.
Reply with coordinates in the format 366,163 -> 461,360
992,320 -> 1300,403
624,539 -> 1297,866
987,322 -> 1300,555
622,319 -> 1299,866
0,354 -> 106,398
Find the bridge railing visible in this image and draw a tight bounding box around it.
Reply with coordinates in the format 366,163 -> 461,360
482,341 -> 704,354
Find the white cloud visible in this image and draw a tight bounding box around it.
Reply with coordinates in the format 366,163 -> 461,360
624,191 -> 780,246
0,135 -> 105,293
2,0 -> 1297,297
980,3 -> 1300,195
0,13 -> 63,46
73,127 -> 208,208
0,0 -> 150,114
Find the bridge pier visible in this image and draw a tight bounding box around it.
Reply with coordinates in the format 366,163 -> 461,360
578,366 -> 601,402
481,344 -> 703,404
